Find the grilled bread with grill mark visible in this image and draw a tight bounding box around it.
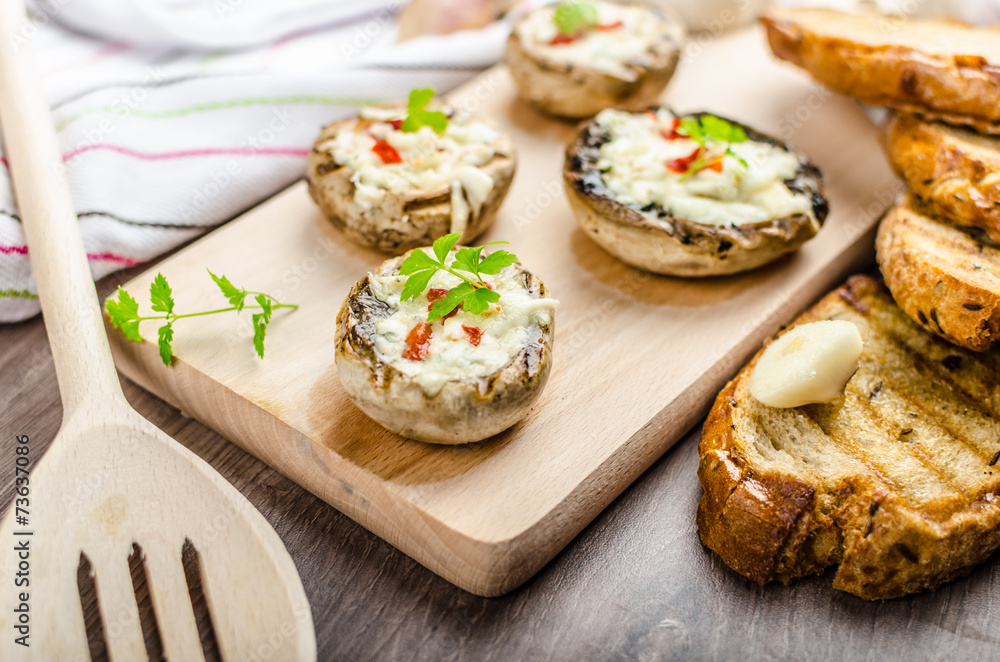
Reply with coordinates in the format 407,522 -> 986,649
885,114 -> 1000,245
697,275 -> 1000,600
762,8 -> 1000,135
876,195 -> 1000,352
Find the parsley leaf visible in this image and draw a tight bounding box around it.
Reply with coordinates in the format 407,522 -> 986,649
400,247 -> 443,302
554,1 -> 598,35
408,88 -> 434,111
149,273 -> 174,314
104,273 -> 296,364
674,114 -> 750,179
463,287 -> 500,315
477,249 -> 518,275
399,248 -> 440,277
209,269 -> 246,312
398,238 -> 519,321
678,118 -> 704,143
428,282 -> 475,322
701,114 -> 747,143
157,321 -> 174,366
433,232 -> 462,263
400,269 -> 436,302
252,293 -> 273,359
452,245 -> 484,277
106,287 -> 143,342
400,88 -> 449,135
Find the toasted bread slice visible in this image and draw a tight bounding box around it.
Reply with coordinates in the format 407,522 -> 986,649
876,196 -> 1000,352
762,8 -> 1000,134
885,114 -> 1000,244
698,275 -> 1000,600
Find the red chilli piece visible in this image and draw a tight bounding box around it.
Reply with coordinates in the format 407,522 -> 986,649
661,118 -> 684,141
387,118 -> 403,130
462,325 -> 484,347
403,321 -> 432,361
371,139 -> 402,164
596,20 -> 623,30
550,32 -> 581,45
666,147 -> 702,174
706,158 -> 724,173
426,288 -> 460,319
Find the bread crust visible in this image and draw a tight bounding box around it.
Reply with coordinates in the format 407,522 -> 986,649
762,8 -> 1000,134
884,113 -> 1000,244
697,275 -> 1000,600
307,113 -> 516,254
876,196 -> 1000,352
504,5 -> 684,119
697,380 -> 836,585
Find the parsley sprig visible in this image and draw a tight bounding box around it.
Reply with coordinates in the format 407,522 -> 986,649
105,270 -> 297,365
553,1 -> 598,35
401,88 -> 448,134
675,114 -> 749,179
399,233 -> 518,322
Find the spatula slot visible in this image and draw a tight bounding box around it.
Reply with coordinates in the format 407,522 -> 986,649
128,542 -> 165,661
77,552 -> 109,662
183,538 -> 221,662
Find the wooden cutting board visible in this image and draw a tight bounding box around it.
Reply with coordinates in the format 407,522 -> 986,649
107,26 -> 897,597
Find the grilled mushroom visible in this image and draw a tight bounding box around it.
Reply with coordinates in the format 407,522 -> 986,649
564,107 -> 828,276
308,103 -> 516,254
505,1 -> 685,120
335,248 -> 557,444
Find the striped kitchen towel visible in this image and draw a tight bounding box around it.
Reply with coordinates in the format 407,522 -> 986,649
5,0 -> 998,322
0,0 -> 514,322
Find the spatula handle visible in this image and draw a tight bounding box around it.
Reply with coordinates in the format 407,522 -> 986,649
0,1 -> 125,414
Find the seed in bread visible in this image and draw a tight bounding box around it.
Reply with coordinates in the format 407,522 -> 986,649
762,7 -> 1000,134
505,1 -> 685,119
307,99 -> 516,254
876,195 -> 1000,352
884,113 -> 1000,245
562,107 -> 828,276
698,274 -> 1000,600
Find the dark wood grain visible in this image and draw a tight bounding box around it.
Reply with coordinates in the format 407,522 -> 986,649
2,267 -> 998,662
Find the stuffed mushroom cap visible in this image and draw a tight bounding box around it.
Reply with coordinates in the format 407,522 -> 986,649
564,107 -> 829,276
335,247 -> 558,445
505,1 -> 685,119
308,103 -> 516,254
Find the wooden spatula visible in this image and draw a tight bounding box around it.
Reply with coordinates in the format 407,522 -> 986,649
0,2 -> 316,660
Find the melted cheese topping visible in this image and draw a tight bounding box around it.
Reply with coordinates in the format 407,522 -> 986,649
518,3 -> 670,80
318,106 -> 500,236
368,250 -> 558,396
594,108 -> 817,226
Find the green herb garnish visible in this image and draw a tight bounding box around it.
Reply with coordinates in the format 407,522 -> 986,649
401,88 -> 448,135
105,270 -> 297,365
554,1 -> 598,35
399,233 -> 518,322
676,114 -> 749,179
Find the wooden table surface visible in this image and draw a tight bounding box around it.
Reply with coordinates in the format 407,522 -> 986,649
2,265 -> 998,662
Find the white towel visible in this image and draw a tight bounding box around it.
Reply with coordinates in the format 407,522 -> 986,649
0,0 -> 512,321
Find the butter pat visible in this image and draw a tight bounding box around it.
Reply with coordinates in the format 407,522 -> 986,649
749,320 -> 863,408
